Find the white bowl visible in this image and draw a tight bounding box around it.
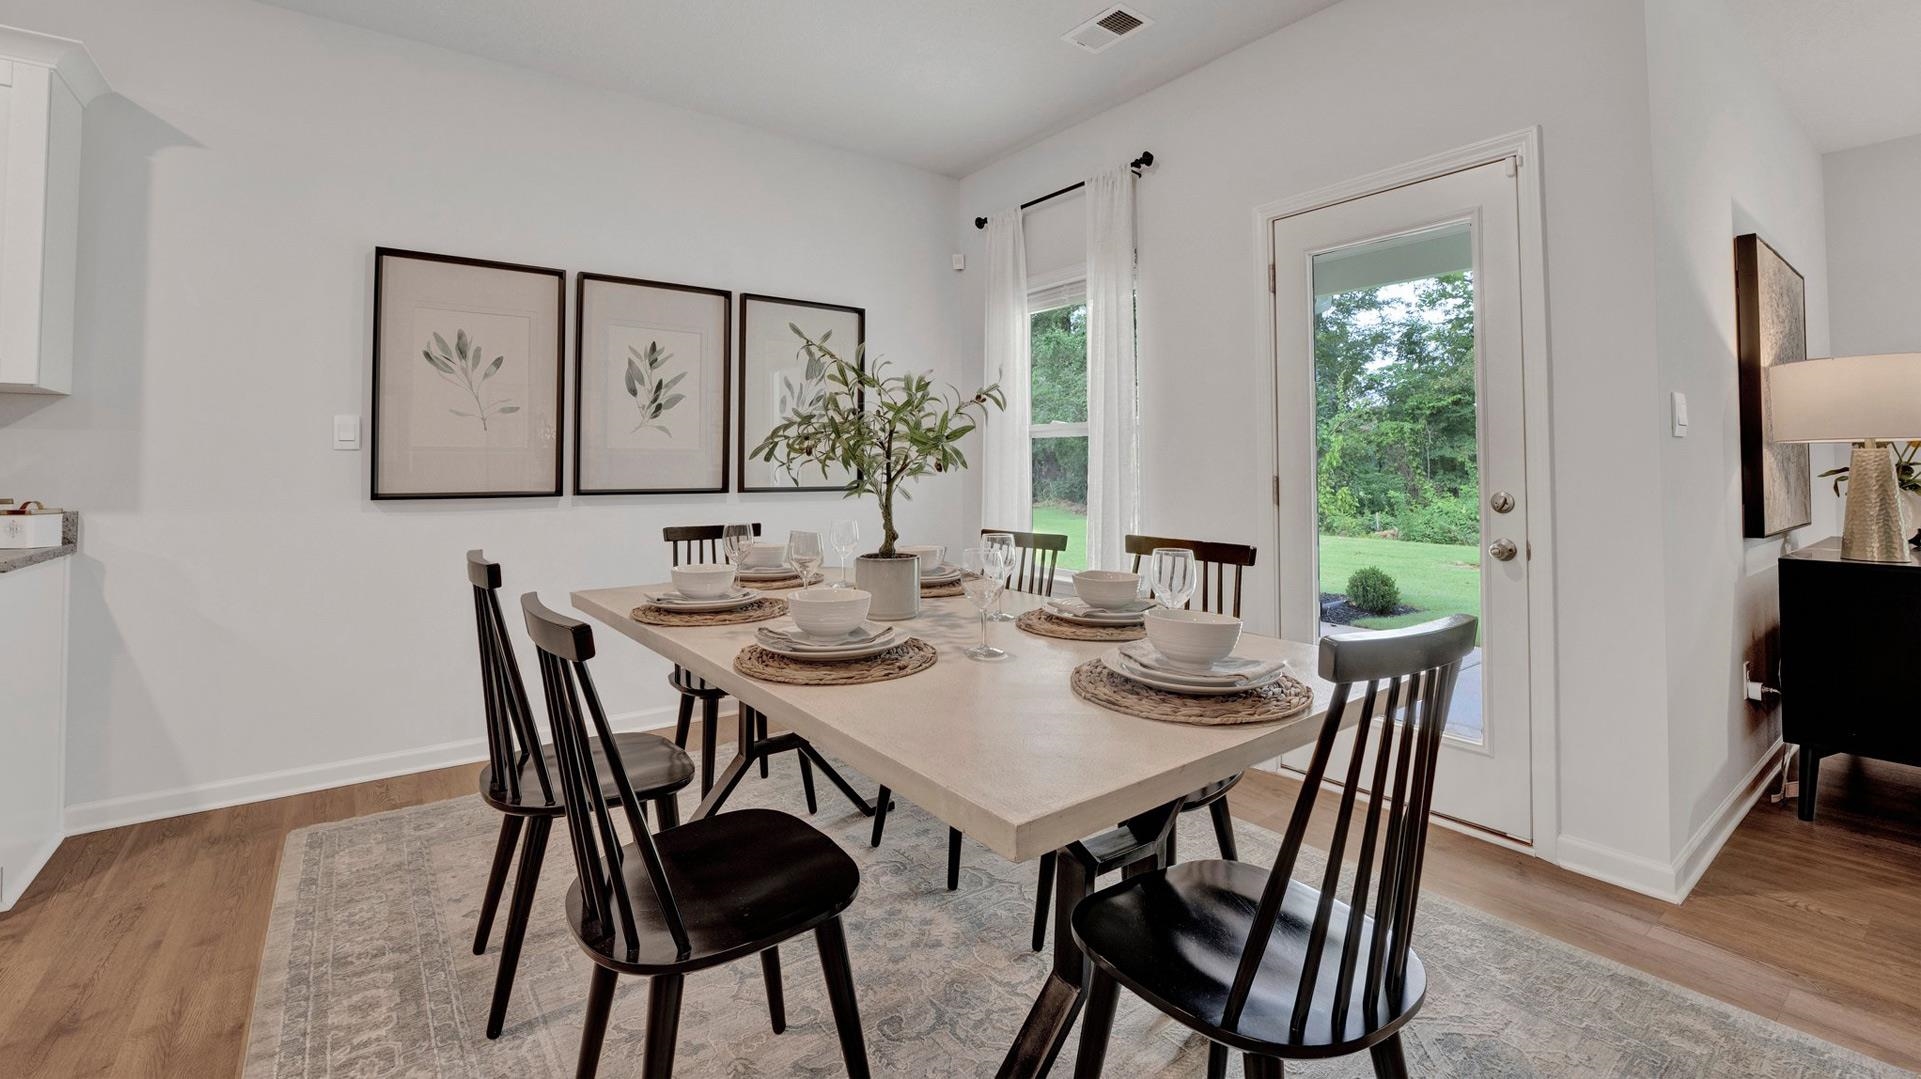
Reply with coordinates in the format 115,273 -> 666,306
671,563 -> 737,599
786,588 -> 872,637
1144,608 -> 1242,666
1073,570 -> 1143,610
897,544 -> 945,572
739,542 -> 787,568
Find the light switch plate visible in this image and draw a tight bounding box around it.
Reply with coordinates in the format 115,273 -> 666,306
333,414 -> 361,450
1670,392 -> 1688,437
951,253 -> 965,271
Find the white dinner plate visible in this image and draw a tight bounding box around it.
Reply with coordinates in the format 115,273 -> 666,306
1102,651 -> 1289,696
1116,640 -> 1287,682
756,632 -> 903,662
919,564 -> 963,584
756,621 -> 894,650
644,588 -> 761,612
1045,600 -> 1147,626
736,566 -> 803,582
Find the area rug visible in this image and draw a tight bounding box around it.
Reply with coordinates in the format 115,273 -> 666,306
243,755 -> 1906,1078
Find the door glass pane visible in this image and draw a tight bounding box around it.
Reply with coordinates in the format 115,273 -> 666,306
1310,223 -> 1483,743
1030,300 -> 1088,569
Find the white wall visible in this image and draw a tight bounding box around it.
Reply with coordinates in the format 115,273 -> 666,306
1643,0 -> 1835,876
1824,132 -> 1921,357
0,0 -> 969,827
957,0 -> 1677,874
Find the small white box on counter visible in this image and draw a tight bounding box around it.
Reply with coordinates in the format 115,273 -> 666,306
0,501 -> 65,549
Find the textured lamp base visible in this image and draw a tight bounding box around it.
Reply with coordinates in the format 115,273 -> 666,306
1841,441 -> 1911,563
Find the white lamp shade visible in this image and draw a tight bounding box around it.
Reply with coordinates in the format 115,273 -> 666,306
1768,353 -> 1921,443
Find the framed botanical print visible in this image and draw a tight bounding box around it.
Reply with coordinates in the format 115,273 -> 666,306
371,248 -> 564,499
574,274 -> 730,494
738,293 -> 865,492
1735,233 -> 1812,537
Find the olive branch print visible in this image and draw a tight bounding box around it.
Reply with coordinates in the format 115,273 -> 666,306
420,329 -> 519,430
624,341 -> 688,436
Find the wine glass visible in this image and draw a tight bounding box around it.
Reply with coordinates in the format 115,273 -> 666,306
960,547 -> 1008,660
1149,547 -> 1197,610
981,532 -> 1017,621
787,530 -> 824,585
830,519 -> 861,588
721,523 -> 754,590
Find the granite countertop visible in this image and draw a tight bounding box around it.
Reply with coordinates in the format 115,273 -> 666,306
0,511 -> 79,574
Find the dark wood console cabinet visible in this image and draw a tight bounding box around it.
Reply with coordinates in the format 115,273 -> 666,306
1779,539 -> 1921,820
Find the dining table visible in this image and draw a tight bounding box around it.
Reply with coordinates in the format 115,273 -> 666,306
571,582 -> 1342,1078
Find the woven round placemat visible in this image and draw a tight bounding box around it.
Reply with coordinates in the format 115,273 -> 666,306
630,597 -> 787,626
1070,659 -> 1313,726
734,637 -> 938,685
1016,608 -> 1146,642
921,580 -> 965,598
741,572 -> 825,591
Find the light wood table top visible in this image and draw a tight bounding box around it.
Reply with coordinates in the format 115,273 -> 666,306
571,586 -> 1337,861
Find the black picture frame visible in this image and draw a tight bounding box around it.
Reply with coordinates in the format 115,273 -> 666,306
370,247 -> 566,500
737,293 -> 867,493
572,273 -> 732,495
1735,233 -> 1813,538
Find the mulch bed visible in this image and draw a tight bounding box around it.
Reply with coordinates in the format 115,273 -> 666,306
1320,592 -> 1421,626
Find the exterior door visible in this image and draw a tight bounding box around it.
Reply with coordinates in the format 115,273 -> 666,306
1271,159 -> 1533,840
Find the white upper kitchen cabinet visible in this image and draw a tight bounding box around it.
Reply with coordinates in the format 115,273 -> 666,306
0,27 -> 106,395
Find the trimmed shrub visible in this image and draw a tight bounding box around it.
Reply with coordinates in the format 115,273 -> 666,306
1346,566 -> 1400,614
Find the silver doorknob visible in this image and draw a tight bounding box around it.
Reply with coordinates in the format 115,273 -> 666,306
1490,491 -> 1515,514
1488,538 -> 1518,562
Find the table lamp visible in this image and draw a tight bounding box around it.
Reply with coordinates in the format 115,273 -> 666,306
1768,352 -> 1921,562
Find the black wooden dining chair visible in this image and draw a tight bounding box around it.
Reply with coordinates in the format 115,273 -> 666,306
663,523 -> 761,794
1070,614 -> 1478,1079
465,551 -> 696,1040
519,592 -> 872,1078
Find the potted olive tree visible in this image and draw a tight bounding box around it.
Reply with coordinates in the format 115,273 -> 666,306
752,326 -> 1003,619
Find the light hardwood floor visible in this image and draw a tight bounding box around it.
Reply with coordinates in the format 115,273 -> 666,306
1,742 -> 1917,1076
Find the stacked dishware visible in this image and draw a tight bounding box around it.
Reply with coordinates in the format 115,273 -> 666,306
644,564 -> 762,611
1100,608 -> 1289,696
1047,570 -> 1152,626
903,544 -> 962,586
754,588 -> 902,661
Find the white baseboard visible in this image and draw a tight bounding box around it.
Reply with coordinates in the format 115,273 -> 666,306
0,833 -> 66,912
62,704 -> 694,836
1554,740 -> 1784,904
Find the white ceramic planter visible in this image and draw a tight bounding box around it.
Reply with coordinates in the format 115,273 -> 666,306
856,554 -> 920,620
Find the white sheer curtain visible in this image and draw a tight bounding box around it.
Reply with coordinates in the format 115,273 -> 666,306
1084,166 -> 1140,569
980,209 -> 1032,532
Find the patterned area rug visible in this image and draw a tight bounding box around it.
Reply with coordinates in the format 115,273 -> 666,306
244,755 -> 1905,1077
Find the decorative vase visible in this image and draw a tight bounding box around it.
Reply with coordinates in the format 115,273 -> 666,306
856,553 -> 921,620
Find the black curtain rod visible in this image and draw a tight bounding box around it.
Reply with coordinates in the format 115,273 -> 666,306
973,151 -> 1154,229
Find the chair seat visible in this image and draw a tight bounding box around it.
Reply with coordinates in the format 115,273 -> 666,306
1180,772 -> 1242,809
668,665 -> 726,697
565,808 -> 859,975
1072,859 -> 1426,1057
479,731 -> 694,815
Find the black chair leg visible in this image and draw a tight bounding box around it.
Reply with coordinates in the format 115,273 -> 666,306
1797,744 -> 1820,821
814,917 -> 871,1079
1209,798 -> 1239,861
653,793 -> 680,830
576,965 -> 618,1079
641,973 -> 685,1079
1369,1033 -> 1409,1079
1244,1053 -> 1285,1078
947,827 -> 963,891
1204,1042 -> 1227,1079
1071,965 -> 1121,1078
1030,851 -> 1056,952
799,752 -> 818,814
473,814 -> 523,955
760,948 -> 786,1034
1164,823 -> 1178,866
869,786 -> 891,848
699,696 -> 719,796
757,713 -> 770,778
672,691 -> 693,749
486,816 -> 551,1038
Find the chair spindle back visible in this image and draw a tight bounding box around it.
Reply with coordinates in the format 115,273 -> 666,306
521,593 -> 692,961
663,522 -> 763,566
1219,614 -> 1478,1044
1124,533 -> 1257,617
983,527 -> 1068,597
467,551 -> 554,807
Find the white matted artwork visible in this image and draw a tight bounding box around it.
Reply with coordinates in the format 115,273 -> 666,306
372,249 -> 564,498
575,274 -> 730,494
738,293 -> 865,492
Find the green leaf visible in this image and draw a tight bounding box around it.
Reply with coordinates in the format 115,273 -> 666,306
448,408 -> 474,417
661,393 -> 685,410
494,404 -> 520,414
624,357 -> 641,398
484,354 -> 504,379
455,329 -> 470,360
433,332 -> 452,357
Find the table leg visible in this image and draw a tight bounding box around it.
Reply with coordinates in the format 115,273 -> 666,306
998,800 -> 1181,1078
1797,744 -> 1821,822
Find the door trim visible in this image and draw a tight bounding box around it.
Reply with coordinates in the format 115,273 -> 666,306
1249,128 -> 1559,861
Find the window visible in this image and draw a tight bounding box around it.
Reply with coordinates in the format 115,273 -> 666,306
1028,277 -> 1088,571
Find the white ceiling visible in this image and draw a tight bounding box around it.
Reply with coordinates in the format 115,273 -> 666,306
258,0 -> 1339,177
1728,0 -> 1921,153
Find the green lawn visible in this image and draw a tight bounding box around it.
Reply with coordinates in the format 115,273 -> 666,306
1318,534 -> 1481,629
1030,503 -> 1088,571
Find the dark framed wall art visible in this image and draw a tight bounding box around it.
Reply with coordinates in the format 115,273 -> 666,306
737,293 -> 865,492
574,273 -> 731,494
371,248 -> 565,499
1735,233 -> 1813,537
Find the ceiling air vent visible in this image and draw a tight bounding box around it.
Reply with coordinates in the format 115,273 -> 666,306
1063,5 -> 1152,53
